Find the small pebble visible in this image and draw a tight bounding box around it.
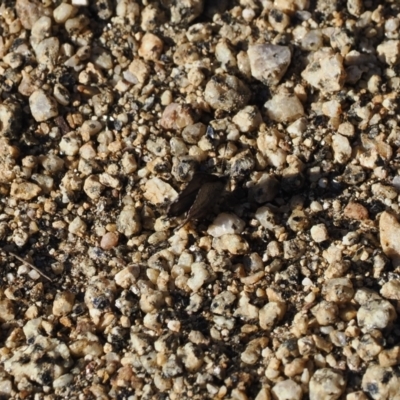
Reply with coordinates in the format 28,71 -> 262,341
204,74 -> 250,112
302,51 -> 346,93
265,92 -> 304,122
212,234 -> 249,255
380,212 -> 400,267
138,32 -> 163,60
232,105 -> 262,132
357,299 -> 397,331
100,232 -> 119,250
310,224 -> 329,242
323,278 -> 354,303
309,368 -> 346,400
0,299 -> 15,322
332,134 -> 351,164
259,302 -> 286,330
160,103 -> 195,131
53,292 -> 75,316
207,213 -> 245,238
187,262 -> 212,292
272,380 -> 302,400
143,177 -> 178,205
362,365 -> 400,399
247,44 -> 291,86
344,202 -> 369,220
10,181 -> 41,200
68,216 -> 87,236
380,279 -> 400,301
29,89 -> 58,122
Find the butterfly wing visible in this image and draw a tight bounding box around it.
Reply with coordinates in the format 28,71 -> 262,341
167,172 -> 213,217
184,176 -> 228,222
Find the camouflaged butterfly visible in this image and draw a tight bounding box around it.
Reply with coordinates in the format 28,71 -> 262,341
167,172 -> 228,229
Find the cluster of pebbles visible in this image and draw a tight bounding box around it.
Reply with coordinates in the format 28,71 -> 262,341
1,0 -> 400,399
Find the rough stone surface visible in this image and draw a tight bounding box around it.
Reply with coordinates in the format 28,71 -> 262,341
1,1 -> 400,398
247,44 -> 291,86
29,89 -> 58,122
380,212 -> 400,267
265,92 -> 304,122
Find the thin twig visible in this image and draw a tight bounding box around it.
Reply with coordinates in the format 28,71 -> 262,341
8,252 -> 53,282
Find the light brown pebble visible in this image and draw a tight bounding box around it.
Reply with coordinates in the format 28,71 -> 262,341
160,103 -> 195,131
208,213 -> 246,238
186,23 -> 212,42
371,183 -> 397,200
232,106 -> 263,133
53,3 -> 76,23
346,392 -> 368,400
211,291 -> 236,315
380,279 -> 400,300
52,292 -> 75,317
143,177 -> 177,205
153,372 -> 172,391
310,223 -> 329,242
53,374 -> 74,389
41,154 -> 64,172
59,132 -> 82,156
265,92 -> 304,122
323,278 -> 354,304
301,51 -> 346,93
247,44 -> 291,86
284,357 -> 308,377
34,37 -> 60,71
357,298 -> 397,331
173,42 -> 200,66
138,32 -> 163,60
114,266 -> 140,289
241,337 -> 268,365
259,301 -> 286,330
309,368 -> 346,400
139,290 -> 165,313
187,262 -> 213,292
272,379 -> 302,400
177,342 -> 204,372
80,120 -> 103,140
100,232 -> 119,250
377,40 -> 400,65
332,133 -> 351,164
117,207 -> 141,237
250,174 -> 280,203
380,211 -> 400,267
99,173 -> 121,189
212,234 -> 249,255
29,89 -> 58,122
169,0 -> 203,25
378,346 -> 400,368
344,202 -> 369,220
311,301 -> 338,325
69,338 -> 103,357
68,216 -> 87,236
83,175 -> 105,200
204,74 -> 250,112
0,299 -> 15,322
255,387 -> 272,400
288,209 -> 309,232
269,9 -> 290,32
362,365 -> 400,399
127,58 -> 151,84
16,0 -> 44,30
10,181 -> 41,200
181,122 -> 206,144
233,293 -> 259,321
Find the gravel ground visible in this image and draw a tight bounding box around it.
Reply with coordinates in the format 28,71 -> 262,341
1,0 -> 400,399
